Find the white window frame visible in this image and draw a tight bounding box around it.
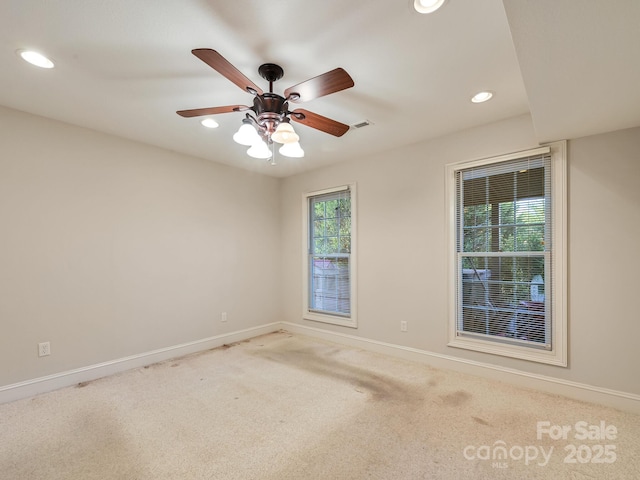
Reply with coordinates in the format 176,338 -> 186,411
302,184 -> 357,328
446,142 -> 567,366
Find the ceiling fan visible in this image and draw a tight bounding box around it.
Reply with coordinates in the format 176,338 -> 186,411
177,49 -> 355,159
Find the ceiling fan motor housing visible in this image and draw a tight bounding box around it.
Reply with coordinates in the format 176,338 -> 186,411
252,93 -> 288,137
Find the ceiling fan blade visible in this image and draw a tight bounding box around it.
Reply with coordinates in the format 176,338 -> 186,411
176,105 -> 249,118
290,109 -> 350,137
284,68 -> 354,103
192,49 -> 264,95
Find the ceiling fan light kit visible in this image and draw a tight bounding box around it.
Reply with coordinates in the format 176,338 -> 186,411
177,49 -> 354,162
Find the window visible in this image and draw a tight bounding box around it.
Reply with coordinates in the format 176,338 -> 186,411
447,143 -> 566,365
303,184 -> 357,327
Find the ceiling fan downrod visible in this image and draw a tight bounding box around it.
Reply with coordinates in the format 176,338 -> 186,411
257,63 -> 284,94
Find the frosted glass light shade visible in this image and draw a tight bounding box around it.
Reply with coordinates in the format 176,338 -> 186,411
279,141 -> 305,158
247,140 -> 272,159
233,123 -> 260,146
271,122 -> 299,144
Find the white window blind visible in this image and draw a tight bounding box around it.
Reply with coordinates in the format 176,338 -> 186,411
455,152 -> 552,349
308,188 -> 352,317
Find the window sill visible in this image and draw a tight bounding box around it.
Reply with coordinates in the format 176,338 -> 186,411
448,336 -> 567,367
303,311 -> 357,329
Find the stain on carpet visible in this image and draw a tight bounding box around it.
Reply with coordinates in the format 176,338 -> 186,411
472,415 -> 490,426
440,390 -> 472,406
250,342 -> 423,404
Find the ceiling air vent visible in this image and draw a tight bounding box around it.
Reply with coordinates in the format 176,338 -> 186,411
352,120 -> 372,129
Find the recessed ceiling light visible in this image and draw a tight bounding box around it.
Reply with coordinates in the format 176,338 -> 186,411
471,91 -> 494,103
413,0 -> 448,14
17,50 -> 55,69
200,118 -> 219,129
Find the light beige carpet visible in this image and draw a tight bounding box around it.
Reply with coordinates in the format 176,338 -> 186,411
1,331 -> 639,479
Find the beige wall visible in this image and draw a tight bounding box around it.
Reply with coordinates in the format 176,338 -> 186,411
280,114 -> 640,395
0,106 -> 281,386
3,104 -> 639,398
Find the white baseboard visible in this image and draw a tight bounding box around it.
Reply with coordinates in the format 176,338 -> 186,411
280,322 -> 640,415
4,321 -> 639,415
0,323 -> 281,404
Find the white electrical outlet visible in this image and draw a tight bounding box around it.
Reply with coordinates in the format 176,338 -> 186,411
221,312 -> 228,323
400,321 -> 408,332
38,342 -> 51,357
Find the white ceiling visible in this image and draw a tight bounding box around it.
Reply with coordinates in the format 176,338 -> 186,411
1,0 -> 638,177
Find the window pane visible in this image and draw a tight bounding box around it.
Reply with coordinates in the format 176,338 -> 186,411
515,225 -> 545,252
339,217 -> 351,236
463,204 -> 492,251
325,199 -> 338,217
310,256 -> 350,315
460,255 -> 546,343
340,236 -> 351,254
313,238 -> 326,254
326,237 -> 339,254
338,198 -> 351,217
313,202 -> 325,220
325,218 -> 338,236
499,226 -> 515,252
463,225 -> 491,251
